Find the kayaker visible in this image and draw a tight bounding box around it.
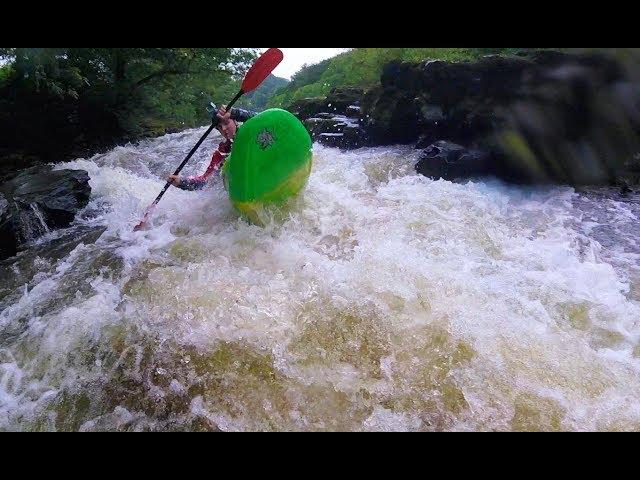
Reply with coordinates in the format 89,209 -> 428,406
167,104 -> 256,191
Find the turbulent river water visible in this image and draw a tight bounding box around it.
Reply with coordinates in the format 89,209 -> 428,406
1,126 -> 639,431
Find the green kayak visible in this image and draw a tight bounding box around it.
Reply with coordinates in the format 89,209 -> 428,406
222,108 -> 313,224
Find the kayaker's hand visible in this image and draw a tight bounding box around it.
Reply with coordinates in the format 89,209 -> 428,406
216,105 -> 237,141
168,174 -> 181,186
217,106 -> 231,123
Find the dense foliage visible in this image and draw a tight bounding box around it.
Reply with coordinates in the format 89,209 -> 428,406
0,48 -> 286,174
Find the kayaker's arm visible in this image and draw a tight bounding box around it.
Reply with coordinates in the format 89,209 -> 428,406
227,106 -> 257,123
169,140 -> 231,191
208,102 -> 258,126
167,105 -> 249,191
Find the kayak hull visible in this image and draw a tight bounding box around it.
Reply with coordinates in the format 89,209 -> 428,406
223,108 -> 312,224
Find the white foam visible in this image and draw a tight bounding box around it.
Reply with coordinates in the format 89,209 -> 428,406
1,130 -> 639,431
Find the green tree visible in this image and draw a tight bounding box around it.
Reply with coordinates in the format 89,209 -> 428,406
0,48 -> 260,173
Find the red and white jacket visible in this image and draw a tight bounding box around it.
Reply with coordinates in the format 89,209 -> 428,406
177,139 -> 232,191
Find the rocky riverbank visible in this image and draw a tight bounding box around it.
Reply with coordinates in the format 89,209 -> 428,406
292,51 -> 640,189
0,166 -> 91,260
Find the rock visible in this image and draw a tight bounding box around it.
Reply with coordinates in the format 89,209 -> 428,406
619,179 -> 633,195
289,88 -> 365,121
0,166 -> 91,260
0,224 -> 107,302
315,113 -> 338,119
289,97 -> 328,120
289,90 -> 366,149
342,125 -> 368,149
317,125 -> 368,150
415,134 -> 435,150
304,117 -> 347,136
528,50 -> 624,84
304,114 -> 364,148
325,87 -> 364,114
317,133 -> 345,148
0,195 -> 19,262
381,61 -> 423,90
365,50 -> 640,185
361,87 -> 422,144
412,104 -> 448,148
618,151 -> 640,188
345,105 -> 361,118
0,151 -> 45,182
415,141 -> 495,180
363,55 -> 534,148
419,104 -> 446,125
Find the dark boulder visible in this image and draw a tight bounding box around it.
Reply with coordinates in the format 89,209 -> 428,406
317,125 -> 368,150
415,141 -> 496,181
289,97 -> 328,121
0,166 -> 91,260
324,87 -> 364,114
304,117 -> 347,135
345,105 -> 362,118
289,87 -> 365,121
363,50 -> 640,186
361,87 -> 422,144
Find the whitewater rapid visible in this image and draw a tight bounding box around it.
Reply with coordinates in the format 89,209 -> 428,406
1,126 -> 639,431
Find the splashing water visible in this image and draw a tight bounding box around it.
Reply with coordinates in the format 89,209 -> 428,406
15,203 -> 51,243
1,126 -> 639,431
29,203 -> 51,235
